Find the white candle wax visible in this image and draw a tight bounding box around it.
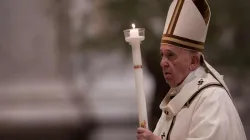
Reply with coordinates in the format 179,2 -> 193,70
130,23 -> 139,37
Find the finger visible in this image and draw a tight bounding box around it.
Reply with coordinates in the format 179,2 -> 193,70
137,127 -> 147,133
137,133 -> 146,139
137,137 -> 144,140
137,137 -> 145,140
136,135 -> 141,140
136,134 -> 142,140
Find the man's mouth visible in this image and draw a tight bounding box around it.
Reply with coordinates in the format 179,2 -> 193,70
164,72 -> 171,75
164,72 -> 171,78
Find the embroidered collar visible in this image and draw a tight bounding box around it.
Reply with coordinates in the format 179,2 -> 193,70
160,66 -> 213,120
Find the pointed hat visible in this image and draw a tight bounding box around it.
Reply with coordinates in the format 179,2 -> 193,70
161,0 -> 210,51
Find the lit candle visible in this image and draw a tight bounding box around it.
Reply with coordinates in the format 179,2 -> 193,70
123,24 -> 148,129
130,23 -> 139,37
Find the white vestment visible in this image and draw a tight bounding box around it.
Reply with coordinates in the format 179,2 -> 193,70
153,67 -> 246,140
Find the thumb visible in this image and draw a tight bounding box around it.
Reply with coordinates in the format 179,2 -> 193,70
137,127 -> 147,133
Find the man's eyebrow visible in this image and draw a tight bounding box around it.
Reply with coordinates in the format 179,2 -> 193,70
160,47 -> 178,54
166,50 -> 176,54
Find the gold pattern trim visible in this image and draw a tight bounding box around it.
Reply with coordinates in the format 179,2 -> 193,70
162,36 -> 204,50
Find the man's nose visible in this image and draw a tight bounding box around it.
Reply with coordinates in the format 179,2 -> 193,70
160,57 -> 169,68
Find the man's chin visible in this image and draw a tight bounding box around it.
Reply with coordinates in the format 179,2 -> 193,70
166,80 -> 176,88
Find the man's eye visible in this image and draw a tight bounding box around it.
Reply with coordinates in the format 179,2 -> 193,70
160,53 -> 163,57
167,53 -> 175,57
167,52 -> 177,61
160,52 -> 177,61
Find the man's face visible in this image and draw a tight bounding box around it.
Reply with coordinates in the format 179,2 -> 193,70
160,44 -> 192,87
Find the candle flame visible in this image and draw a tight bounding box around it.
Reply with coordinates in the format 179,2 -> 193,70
132,23 -> 135,29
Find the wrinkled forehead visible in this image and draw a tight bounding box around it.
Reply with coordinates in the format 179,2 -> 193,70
160,43 -> 181,53
160,44 -> 193,58
160,43 -> 192,54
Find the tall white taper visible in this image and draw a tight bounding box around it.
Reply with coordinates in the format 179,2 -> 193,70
123,25 -> 148,129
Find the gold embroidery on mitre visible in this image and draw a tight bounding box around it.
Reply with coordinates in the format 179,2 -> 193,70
167,0 -> 185,34
161,34 -> 205,51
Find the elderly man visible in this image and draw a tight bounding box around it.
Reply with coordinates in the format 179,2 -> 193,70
136,0 -> 247,140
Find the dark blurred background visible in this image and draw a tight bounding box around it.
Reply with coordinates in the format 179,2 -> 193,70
0,0 -> 249,140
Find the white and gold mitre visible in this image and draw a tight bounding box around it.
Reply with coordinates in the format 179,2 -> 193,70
161,0 -> 211,51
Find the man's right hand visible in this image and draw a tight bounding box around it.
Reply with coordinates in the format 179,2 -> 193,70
136,127 -> 161,140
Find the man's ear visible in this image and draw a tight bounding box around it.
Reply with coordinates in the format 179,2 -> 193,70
189,53 -> 199,71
